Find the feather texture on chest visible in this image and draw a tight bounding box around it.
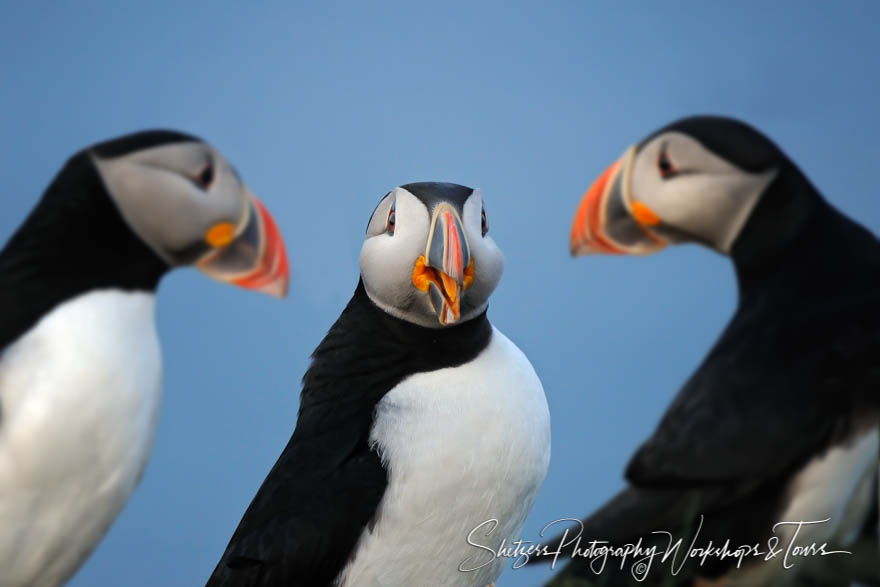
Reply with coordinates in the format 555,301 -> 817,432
0,290 -> 162,587
338,327 -> 551,587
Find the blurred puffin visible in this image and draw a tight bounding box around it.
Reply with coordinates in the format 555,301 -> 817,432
0,131 -> 289,587
207,182 -> 550,587
544,116 -> 879,586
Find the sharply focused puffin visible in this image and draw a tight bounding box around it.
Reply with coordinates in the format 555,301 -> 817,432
208,182 -> 551,587
543,116 -> 879,586
0,131 -> 289,587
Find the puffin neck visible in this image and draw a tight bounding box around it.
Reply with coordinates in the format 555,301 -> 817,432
0,151 -> 169,350
347,279 -> 492,360
359,281 -> 488,337
730,163 -> 880,301
300,280 -> 493,410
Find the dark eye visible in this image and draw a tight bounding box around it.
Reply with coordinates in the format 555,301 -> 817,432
194,162 -> 215,189
481,207 -> 488,237
386,203 -> 396,234
657,147 -> 677,179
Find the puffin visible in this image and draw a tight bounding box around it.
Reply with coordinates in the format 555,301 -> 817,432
542,116 -> 879,586
207,182 -> 551,587
0,130 -> 289,587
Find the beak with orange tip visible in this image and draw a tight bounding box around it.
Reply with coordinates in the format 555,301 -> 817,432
411,203 -> 474,325
570,145 -> 666,257
197,190 -> 290,298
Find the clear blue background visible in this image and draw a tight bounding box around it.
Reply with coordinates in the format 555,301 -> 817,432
2,2 -> 878,585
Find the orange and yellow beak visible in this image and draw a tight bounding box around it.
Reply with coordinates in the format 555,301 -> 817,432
412,203 -> 474,325
570,145 -> 666,257
197,191 -> 290,298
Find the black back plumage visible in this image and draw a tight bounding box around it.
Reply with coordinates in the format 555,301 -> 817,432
0,156 -> 154,353
541,121 -> 880,585
207,281 -> 493,587
0,131 -> 201,353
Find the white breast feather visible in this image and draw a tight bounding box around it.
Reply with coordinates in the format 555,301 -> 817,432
337,327 -> 551,587
0,290 -> 162,587
729,425 -> 879,587
780,425 -> 878,544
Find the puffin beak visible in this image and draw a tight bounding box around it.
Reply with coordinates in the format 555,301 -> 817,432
570,145 -> 666,257
411,203 -> 473,325
196,190 -> 290,298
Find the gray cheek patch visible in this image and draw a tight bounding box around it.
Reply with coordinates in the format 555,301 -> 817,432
366,193 -> 394,236
92,146 -> 248,266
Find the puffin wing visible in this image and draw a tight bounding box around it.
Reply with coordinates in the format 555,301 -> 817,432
626,291 -> 880,489
206,398 -> 388,587
536,292 -> 880,583
207,284 -> 415,587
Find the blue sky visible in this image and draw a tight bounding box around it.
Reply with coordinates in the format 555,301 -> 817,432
2,2 -> 879,586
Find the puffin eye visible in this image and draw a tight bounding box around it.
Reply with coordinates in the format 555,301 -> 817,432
657,147 -> 677,179
386,203 -> 396,234
481,207 -> 489,237
194,162 -> 215,189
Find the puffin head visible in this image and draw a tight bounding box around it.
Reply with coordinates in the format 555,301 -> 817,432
569,116 -> 787,257
359,182 -> 503,328
90,130 -> 289,297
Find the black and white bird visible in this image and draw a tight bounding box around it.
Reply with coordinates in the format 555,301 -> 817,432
544,116 -> 879,586
0,131 -> 289,587
208,182 -> 551,587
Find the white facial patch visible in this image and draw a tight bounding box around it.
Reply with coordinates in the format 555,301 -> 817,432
360,188 -> 433,322
630,132 -> 777,253
359,187 -> 504,328
460,189 -> 503,312
92,143 -> 246,264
